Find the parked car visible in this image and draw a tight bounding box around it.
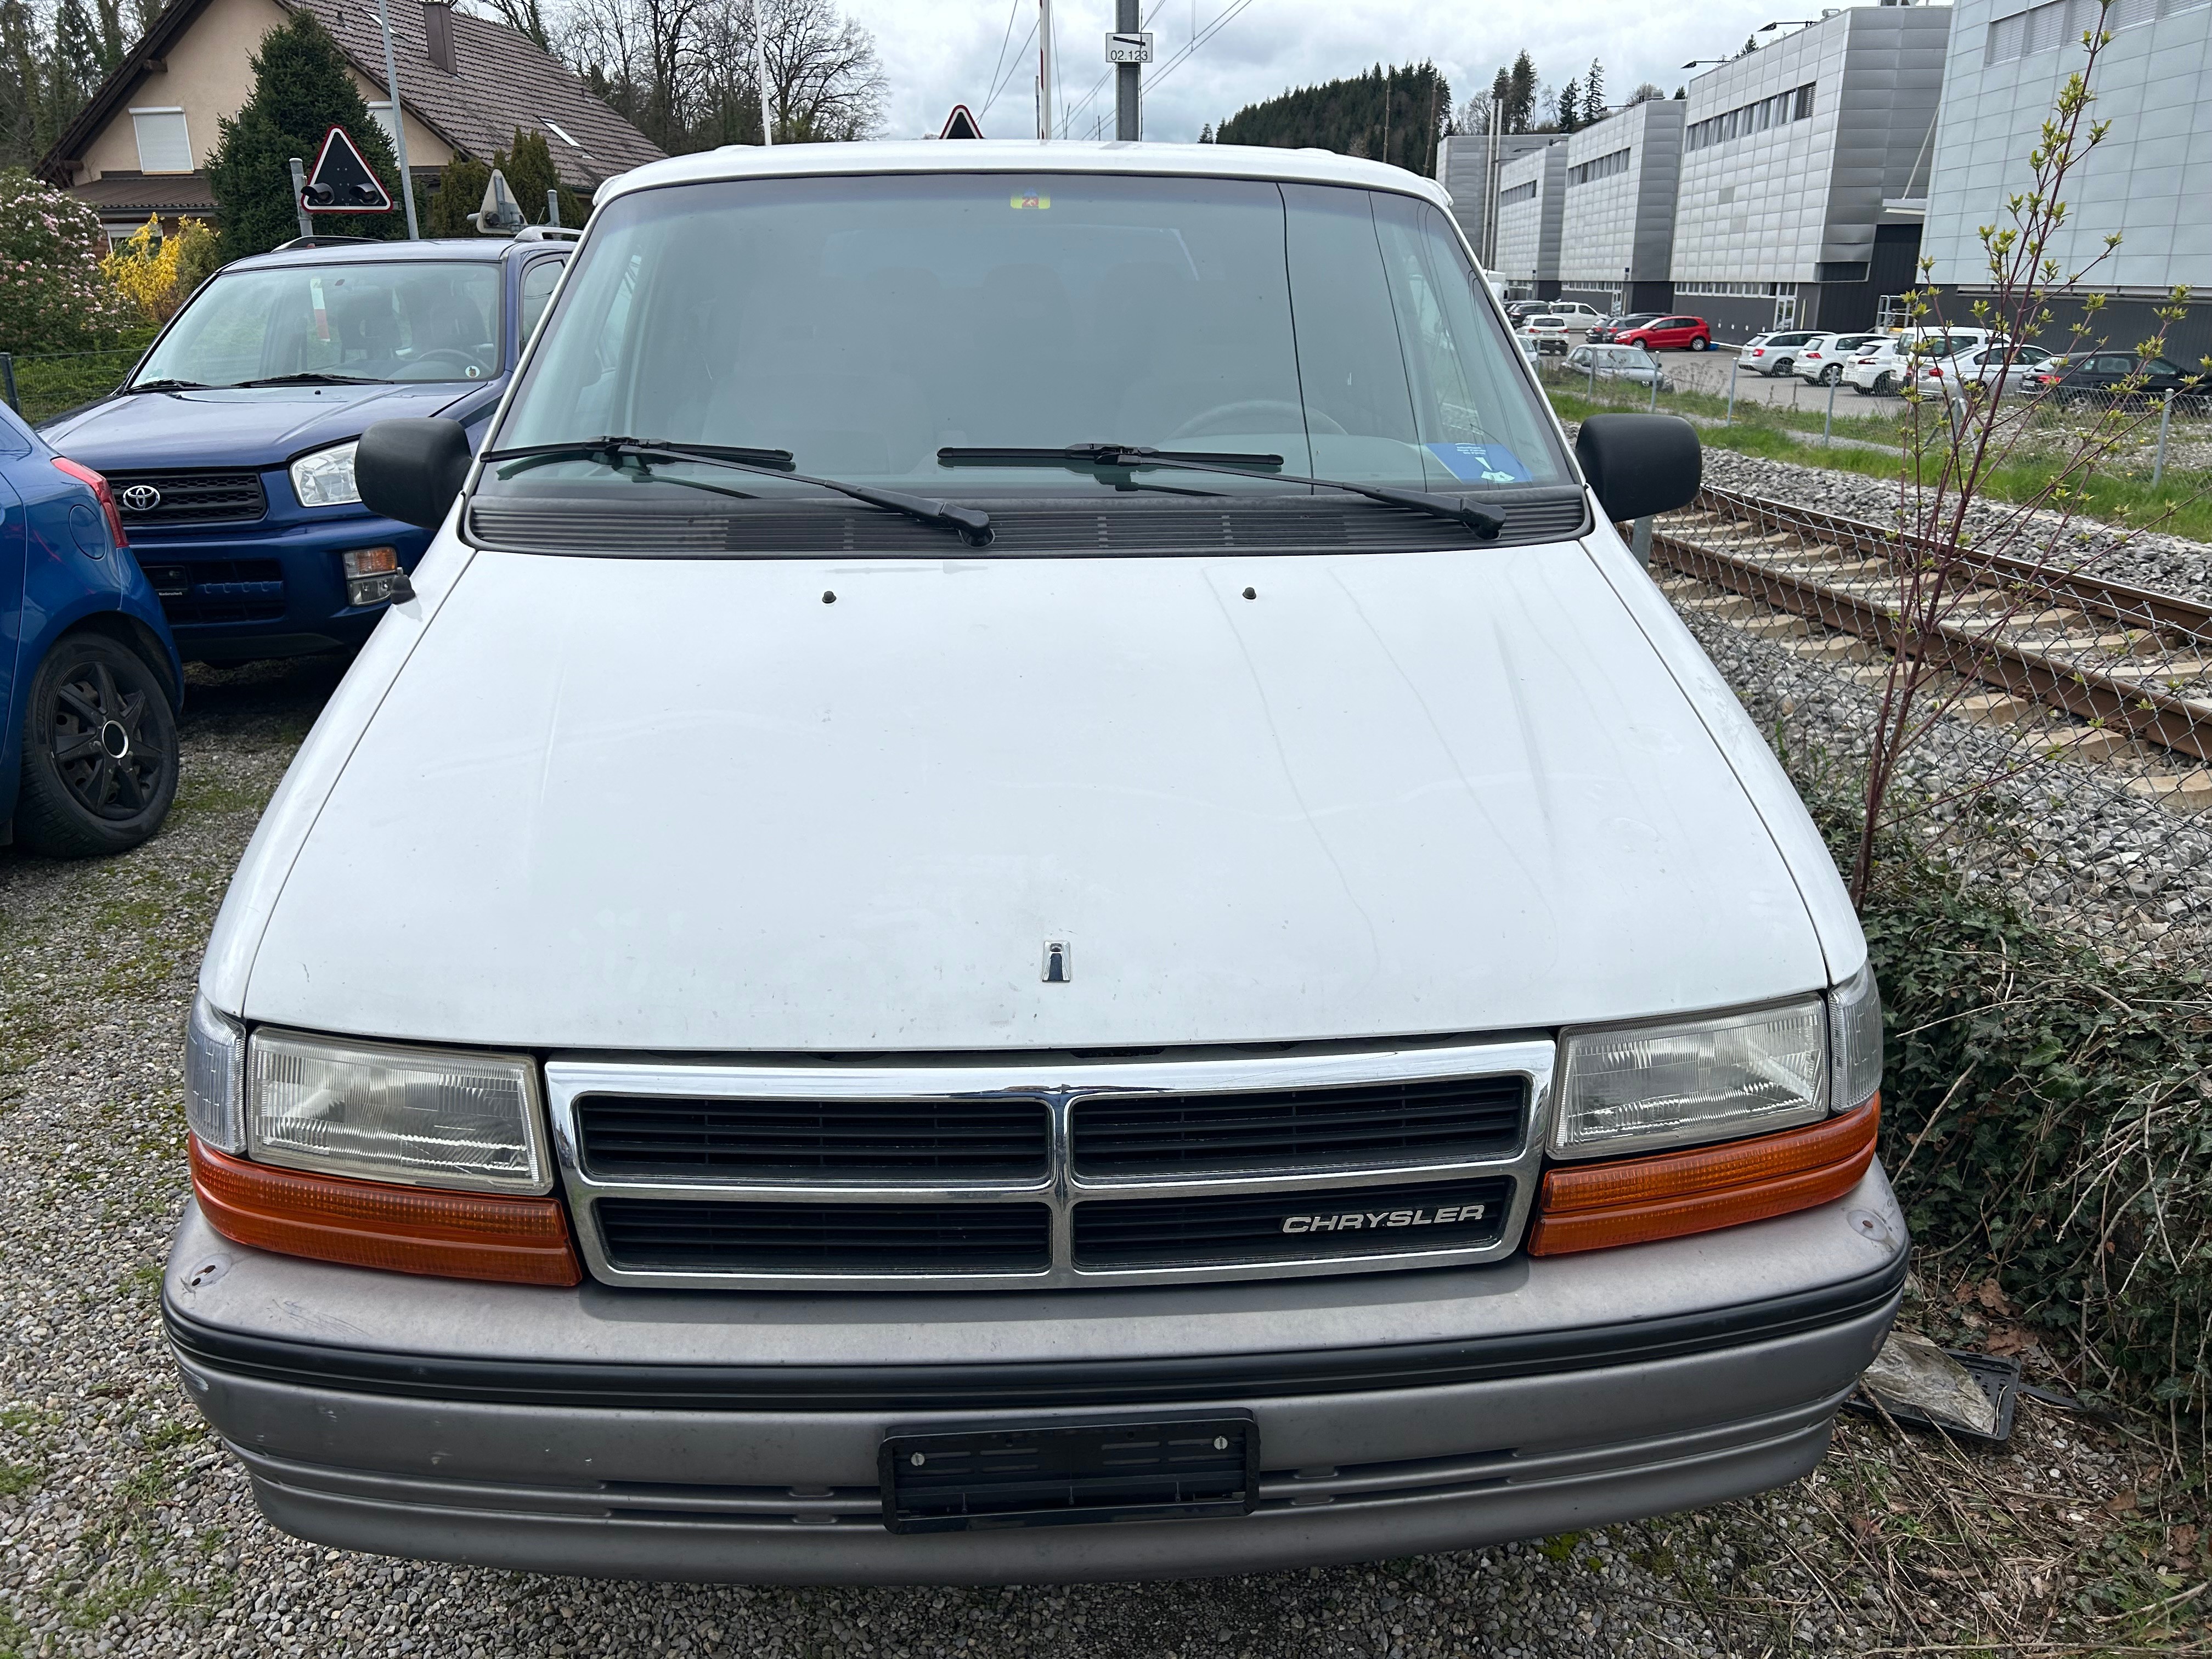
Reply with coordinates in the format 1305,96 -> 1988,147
1,399 -> 183,856
1587,312 -> 1659,345
1543,301 -> 1605,330
41,230 -> 575,664
1790,334 -> 1885,387
1613,314 -> 1712,352
1504,300 -> 1550,323
1736,330 -> 1821,377
169,141 -> 1899,1586
2025,349 -> 2207,409
1843,333 -> 1988,397
1912,342 -> 2055,402
1517,314 -> 1572,354
1564,343 -> 1673,390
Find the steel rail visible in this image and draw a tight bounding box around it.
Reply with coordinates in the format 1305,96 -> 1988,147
1675,487 -> 2212,643
1652,494 -> 2212,764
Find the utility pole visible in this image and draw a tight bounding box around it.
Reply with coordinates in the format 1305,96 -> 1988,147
755,0 -> 774,144
1115,0 -> 1139,140
1037,0 -> 1055,139
1483,95 -> 1501,266
372,0 -> 419,237
287,157 -> 313,240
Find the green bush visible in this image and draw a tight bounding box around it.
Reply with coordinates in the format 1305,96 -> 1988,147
0,168 -> 138,353
1805,790 -> 2212,1410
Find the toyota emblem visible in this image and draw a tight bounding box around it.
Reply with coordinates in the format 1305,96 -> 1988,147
120,484 -> 162,512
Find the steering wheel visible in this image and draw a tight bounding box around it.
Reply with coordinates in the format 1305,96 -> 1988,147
1169,399 -> 1348,440
405,348 -> 487,377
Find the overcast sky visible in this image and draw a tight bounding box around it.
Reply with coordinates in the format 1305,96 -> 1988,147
839,0 -> 1846,144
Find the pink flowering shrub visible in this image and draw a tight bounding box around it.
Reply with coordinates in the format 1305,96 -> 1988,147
0,169 -> 139,354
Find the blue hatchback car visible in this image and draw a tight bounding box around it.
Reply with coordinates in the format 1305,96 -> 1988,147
41,233 -> 573,663
2,400 -> 183,856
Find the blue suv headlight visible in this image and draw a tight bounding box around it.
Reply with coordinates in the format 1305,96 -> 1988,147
291,439 -> 361,507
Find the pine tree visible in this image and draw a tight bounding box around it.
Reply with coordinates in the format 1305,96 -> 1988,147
1198,122 -> 1213,143
1583,59 -> 1606,119
1556,76 -> 1580,134
425,155 -> 489,236
1506,52 -> 1537,135
206,12 -> 407,258
490,129 -> 586,229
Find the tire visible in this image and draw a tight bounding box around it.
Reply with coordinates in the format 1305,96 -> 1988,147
1872,371 -> 1894,395
1771,358 -> 1795,379
13,633 -> 179,859
1691,337 -> 1710,352
1819,364 -> 1843,386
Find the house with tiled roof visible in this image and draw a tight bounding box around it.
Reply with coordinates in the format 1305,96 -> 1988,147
39,0 -> 663,244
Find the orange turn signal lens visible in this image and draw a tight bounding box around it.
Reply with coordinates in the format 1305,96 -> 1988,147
1529,1096 -> 1879,1256
190,1136 -> 583,1286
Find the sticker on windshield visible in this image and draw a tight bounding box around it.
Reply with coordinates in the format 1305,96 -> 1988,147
1010,190 -> 1051,209
1424,442 -> 1530,484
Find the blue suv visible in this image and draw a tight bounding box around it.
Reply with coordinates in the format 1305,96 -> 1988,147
2,399 -> 183,856
41,233 -> 572,663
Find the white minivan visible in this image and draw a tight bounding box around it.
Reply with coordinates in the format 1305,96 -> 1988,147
169,142 -> 1899,1584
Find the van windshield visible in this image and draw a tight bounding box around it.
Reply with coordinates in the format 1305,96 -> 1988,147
487,173 -> 1571,501
132,262 -> 501,387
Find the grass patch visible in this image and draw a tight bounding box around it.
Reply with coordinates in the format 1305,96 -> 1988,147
166,776 -> 274,821
0,1460 -> 43,1496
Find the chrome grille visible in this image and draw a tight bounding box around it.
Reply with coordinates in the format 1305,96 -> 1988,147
546,1040 -> 1554,1291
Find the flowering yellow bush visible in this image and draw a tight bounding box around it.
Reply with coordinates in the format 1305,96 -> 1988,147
101,216 -> 222,324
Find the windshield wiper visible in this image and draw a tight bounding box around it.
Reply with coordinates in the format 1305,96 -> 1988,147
125,377 -> 212,393
479,437 -> 995,546
939,442 -> 1508,539
233,372 -> 382,387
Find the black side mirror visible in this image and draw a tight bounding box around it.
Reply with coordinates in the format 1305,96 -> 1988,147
357,417 -> 472,530
1573,413 -> 1701,524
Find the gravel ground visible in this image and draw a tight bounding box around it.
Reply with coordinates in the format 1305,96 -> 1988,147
3,490 -> 2208,1654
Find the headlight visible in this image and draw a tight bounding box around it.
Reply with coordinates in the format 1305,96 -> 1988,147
185,994 -> 246,1153
1827,962 -> 1883,1113
247,1029 -> 551,1193
290,440 -> 360,507
1554,998 -> 1829,1159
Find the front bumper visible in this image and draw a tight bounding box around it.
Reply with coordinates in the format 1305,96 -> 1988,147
165,1170 -> 1907,1583
129,509 -> 433,662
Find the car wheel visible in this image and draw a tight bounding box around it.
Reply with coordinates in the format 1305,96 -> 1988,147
13,633 -> 179,859
1691,337 -> 1709,352
1770,358 -> 1795,378
1872,371 -> 1894,395
1819,364 -> 1842,386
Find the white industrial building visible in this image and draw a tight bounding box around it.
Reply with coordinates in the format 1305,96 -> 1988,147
1436,131 -> 1558,268
1489,139 -> 1568,300
1669,3 -> 1951,338
1918,0 -> 2212,363
1556,98 -> 1688,317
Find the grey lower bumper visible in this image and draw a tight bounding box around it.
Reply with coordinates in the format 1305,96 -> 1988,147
167,1173 -> 1906,1583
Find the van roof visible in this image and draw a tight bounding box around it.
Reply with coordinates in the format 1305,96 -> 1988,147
593,139 -> 1457,216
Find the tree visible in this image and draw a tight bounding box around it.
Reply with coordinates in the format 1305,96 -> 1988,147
1555,76 -> 1580,134
1505,52 -> 1537,134
1,0 -> 157,167
491,128 -> 587,227
1214,62 -> 1451,174
1582,58 -> 1605,119
1626,82 -> 1668,107
425,155 -> 488,236
206,12 -> 408,257
1197,122 -> 1213,143
0,167 -> 136,352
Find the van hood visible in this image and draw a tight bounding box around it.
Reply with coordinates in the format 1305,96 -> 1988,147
238,540 -> 1827,1051
40,381 -> 493,469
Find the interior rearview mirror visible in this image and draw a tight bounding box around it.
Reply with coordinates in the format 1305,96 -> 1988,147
1573,414 -> 1702,526
357,418 -> 473,531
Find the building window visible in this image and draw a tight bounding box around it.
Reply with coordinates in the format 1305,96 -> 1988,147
1499,180 -> 1539,206
367,101 -> 400,149
129,107 -> 192,173
1567,148 -> 1632,186
1685,83 -> 1817,153
1986,0 -> 2190,64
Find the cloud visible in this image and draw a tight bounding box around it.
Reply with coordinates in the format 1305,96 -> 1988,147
842,0 -> 1833,143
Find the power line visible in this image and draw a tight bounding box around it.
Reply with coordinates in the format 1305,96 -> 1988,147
1143,0 -> 1259,100
1058,0 -> 1169,136
980,0 -> 1023,119
979,14 -> 1040,116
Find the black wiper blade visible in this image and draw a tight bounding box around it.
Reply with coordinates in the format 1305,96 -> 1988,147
939,442 -> 1508,539
234,372 -> 382,387
125,377 -> 212,393
482,437 -> 994,547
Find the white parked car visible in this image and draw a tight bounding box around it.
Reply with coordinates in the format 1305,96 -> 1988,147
1736,330 -> 1822,378
1791,334 -> 1886,387
1911,342 -> 2054,401
170,140 -> 1898,1586
1544,301 -> 1606,330
1517,314 -> 1572,354
1844,331 -> 2000,397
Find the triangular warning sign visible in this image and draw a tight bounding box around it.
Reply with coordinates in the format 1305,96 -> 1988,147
302,125 -> 393,213
940,104 -> 984,140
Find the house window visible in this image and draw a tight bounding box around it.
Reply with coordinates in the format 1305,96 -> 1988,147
1499,180 -> 1539,206
130,107 -> 192,173
368,101 -> 400,149
541,117 -> 587,152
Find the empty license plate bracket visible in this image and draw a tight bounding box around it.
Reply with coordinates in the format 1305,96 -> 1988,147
881,1414 -> 1258,1533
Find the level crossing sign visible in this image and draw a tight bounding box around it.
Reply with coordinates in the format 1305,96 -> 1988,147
301,125 -> 393,213
940,104 -> 984,140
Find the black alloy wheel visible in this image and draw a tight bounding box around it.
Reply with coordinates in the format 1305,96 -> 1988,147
1819,364 -> 1843,386
14,633 -> 179,858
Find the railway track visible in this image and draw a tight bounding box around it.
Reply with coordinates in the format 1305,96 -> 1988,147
1650,487 -> 2212,810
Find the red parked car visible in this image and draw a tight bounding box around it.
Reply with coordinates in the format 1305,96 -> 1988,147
1615,314 -> 1713,352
